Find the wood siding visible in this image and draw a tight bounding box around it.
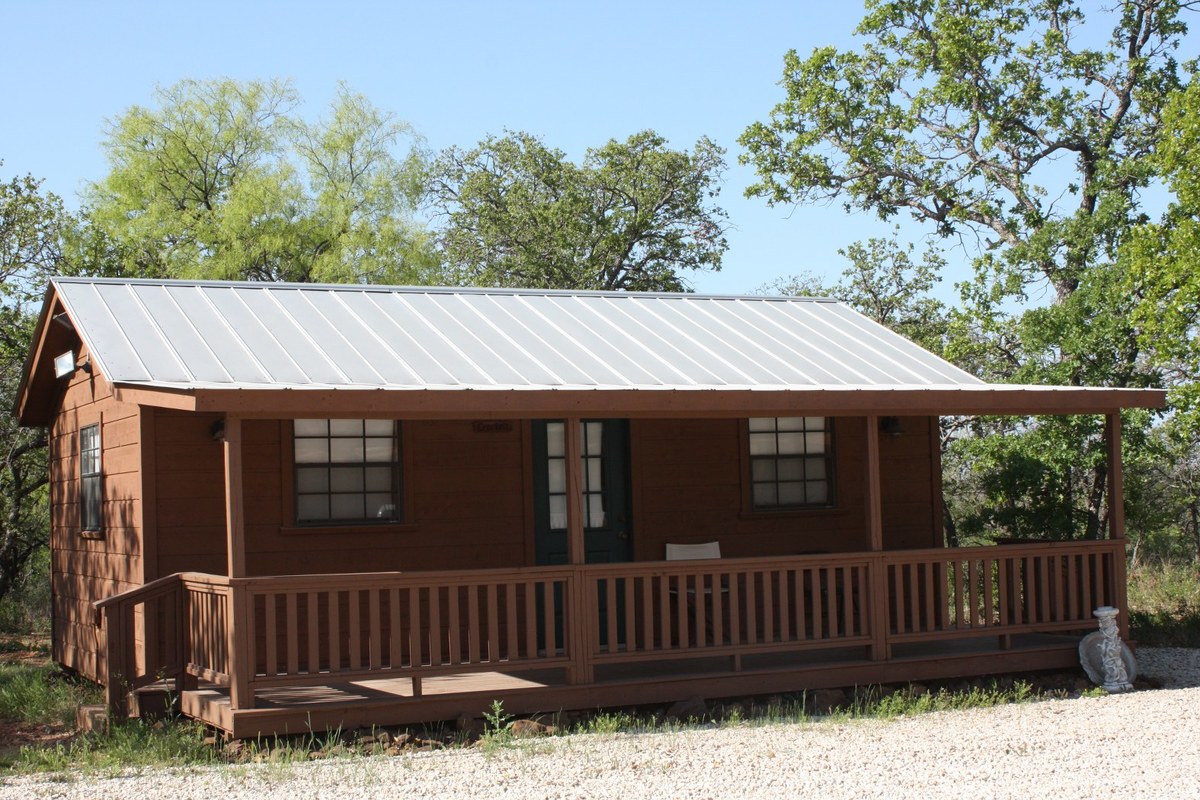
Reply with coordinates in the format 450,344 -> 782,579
630,416 -> 940,561
151,416 -> 532,578
50,348 -> 143,682
147,413 -> 939,582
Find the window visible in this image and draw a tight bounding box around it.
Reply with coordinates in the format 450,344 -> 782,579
293,419 -> 401,524
80,424 -> 102,531
748,417 -> 833,509
545,421 -> 606,530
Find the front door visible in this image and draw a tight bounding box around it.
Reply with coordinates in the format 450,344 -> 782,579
533,419 -> 632,565
533,419 -> 632,650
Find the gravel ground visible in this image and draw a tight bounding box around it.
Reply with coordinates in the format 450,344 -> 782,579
5,648 -> 1200,800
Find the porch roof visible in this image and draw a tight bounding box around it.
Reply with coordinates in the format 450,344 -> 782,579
17,277 -> 1165,422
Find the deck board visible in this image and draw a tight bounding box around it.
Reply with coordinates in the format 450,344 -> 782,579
183,634 -> 1083,739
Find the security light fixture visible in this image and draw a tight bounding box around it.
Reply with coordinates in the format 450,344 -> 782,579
54,351 -> 77,379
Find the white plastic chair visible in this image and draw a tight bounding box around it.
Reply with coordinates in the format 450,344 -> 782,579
665,541 -> 722,561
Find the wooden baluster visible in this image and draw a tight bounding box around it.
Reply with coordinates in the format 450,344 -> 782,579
265,594 -> 278,676
623,577 -> 636,654
824,569 -> 837,639
486,584 -> 499,663
505,584 -> 518,662
724,573 -> 734,647
810,568 -> 823,640
348,590 -> 362,671
408,587 -> 422,668
893,564 -> 906,635
368,588 -> 381,670
659,574 -> 673,649
523,582 -> 537,660
713,571 -> 726,646
984,558 -> 995,628
968,560 -> 980,628
1066,555 -> 1079,622
389,588 -> 402,669
746,571 -> 759,645
760,570 -> 773,644
328,590 -> 340,673
285,592 -> 299,676
429,586 -> 443,666
1081,554 -> 1093,618
675,575 -> 689,649
605,578 -> 619,653
641,576 -> 654,653
542,582 -> 556,656
794,569 -> 806,641
307,592 -> 320,674
841,566 -> 854,638
456,585 -> 469,665
1038,556 -> 1051,623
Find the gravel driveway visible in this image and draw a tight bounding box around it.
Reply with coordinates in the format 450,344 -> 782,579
4,648 -> 1198,800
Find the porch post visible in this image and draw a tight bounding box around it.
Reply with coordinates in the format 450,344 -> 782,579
865,416 -> 884,552
222,416 -> 247,578
564,418 -> 586,565
865,415 -> 889,661
1105,412 -> 1125,540
562,417 -> 594,684
1105,411 -> 1130,639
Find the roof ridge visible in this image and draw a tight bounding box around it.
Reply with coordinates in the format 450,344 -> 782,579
48,276 -> 837,303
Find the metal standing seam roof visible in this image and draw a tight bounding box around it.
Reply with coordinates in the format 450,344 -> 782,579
48,278 -> 986,392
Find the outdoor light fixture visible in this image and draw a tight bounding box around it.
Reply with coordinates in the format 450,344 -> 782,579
53,351 -> 77,379
880,416 -> 905,437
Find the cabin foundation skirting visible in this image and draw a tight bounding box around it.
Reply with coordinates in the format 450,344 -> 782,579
97,540 -> 1123,738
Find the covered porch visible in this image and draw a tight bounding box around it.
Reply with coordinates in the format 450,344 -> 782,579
99,541 -> 1122,738
95,404 -> 1133,739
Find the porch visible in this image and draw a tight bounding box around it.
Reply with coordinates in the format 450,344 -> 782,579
97,539 -> 1124,738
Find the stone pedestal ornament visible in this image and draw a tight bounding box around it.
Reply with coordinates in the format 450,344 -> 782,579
1078,605 -> 1136,691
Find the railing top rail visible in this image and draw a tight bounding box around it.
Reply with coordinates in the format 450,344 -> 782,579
880,539 -> 1122,563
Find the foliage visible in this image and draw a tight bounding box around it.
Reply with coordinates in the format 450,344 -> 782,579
81,78 -> 436,285
1127,78 -> 1200,431
0,663 -> 98,728
762,231 -> 950,355
429,130 -> 728,291
1127,560 -> 1200,646
742,0 -> 1191,541
0,167 -> 68,603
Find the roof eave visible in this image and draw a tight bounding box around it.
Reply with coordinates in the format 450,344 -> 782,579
107,383 -> 1168,419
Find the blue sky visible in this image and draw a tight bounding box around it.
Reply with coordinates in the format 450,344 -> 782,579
2,1 -> 1184,299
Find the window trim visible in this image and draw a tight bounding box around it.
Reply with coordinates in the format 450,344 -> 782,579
289,418 -> 407,528
740,416 -> 837,515
79,423 -> 102,534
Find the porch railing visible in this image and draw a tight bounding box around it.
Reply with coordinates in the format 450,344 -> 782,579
95,539 -> 1125,715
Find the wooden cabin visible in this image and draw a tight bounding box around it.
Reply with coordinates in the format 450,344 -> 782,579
15,278 -> 1164,738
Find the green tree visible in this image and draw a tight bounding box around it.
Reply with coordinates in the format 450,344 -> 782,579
429,130 -> 728,291
741,0 -> 1189,541
82,79 -> 435,284
0,167 -> 68,604
1127,79 -> 1200,426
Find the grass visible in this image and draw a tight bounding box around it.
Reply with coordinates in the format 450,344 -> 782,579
1127,561 -> 1200,647
0,662 -> 99,728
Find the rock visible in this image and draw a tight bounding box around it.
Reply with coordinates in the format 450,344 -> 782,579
665,696 -> 708,722
509,719 -> 557,738
456,712 -> 483,739
810,688 -> 846,714
223,739 -> 244,758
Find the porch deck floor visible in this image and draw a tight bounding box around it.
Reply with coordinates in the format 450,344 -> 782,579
181,633 -> 1084,738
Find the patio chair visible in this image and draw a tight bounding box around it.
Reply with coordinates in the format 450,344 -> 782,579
665,541 -> 722,560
